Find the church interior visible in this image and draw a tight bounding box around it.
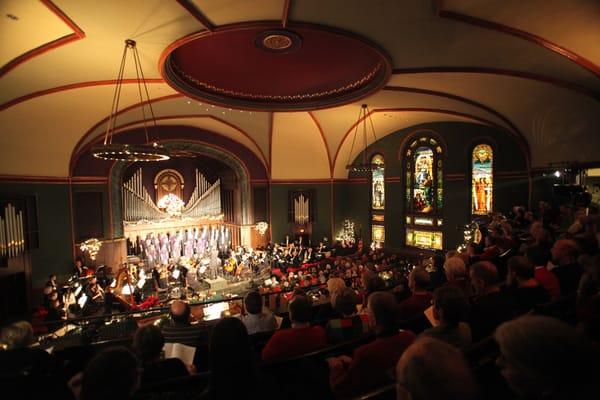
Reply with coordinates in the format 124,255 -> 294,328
0,1 -> 599,399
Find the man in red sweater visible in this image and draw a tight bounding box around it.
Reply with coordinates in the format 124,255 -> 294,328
261,295 -> 326,361
328,291 -> 416,398
398,267 -> 433,320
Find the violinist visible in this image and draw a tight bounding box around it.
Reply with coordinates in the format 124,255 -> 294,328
85,277 -> 104,304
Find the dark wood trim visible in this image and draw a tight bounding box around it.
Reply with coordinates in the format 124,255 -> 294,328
282,0 -> 292,28
435,1 -> 600,79
308,111 -> 333,178
392,67 -> 600,102
0,0 -> 85,78
0,175 -> 69,184
175,0 -> 215,32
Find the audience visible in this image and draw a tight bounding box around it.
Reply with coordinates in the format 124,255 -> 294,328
443,256 -> 474,298
396,337 -> 478,400
506,256 -> 550,315
239,291 -> 278,335
161,300 -> 208,347
495,315 -> 599,399
328,291 -> 416,398
325,287 -> 370,344
398,267 -> 433,321
526,245 -> 561,299
79,347 -> 139,400
133,324 -> 190,385
551,239 -> 584,295
262,295 -> 326,361
421,285 -> 472,348
469,261 -> 516,341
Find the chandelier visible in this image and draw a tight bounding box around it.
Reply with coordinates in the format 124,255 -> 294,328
91,39 -> 169,162
345,104 -> 382,172
80,238 -> 102,261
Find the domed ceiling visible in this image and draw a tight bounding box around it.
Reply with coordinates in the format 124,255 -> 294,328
0,0 -> 598,180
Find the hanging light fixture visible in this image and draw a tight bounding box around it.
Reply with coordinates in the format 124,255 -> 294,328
91,39 -> 169,162
345,104 -> 382,173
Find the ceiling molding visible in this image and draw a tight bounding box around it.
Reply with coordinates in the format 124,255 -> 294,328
392,67 -> 600,102
175,0 -> 215,32
435,0 -> 600,79
72,114 -> 269,173
308,111 -> 333,178
0,0 -> 85,78
0,79 -> 165,112
282,0 -> 292,28
383,85 -> 525,146
331,107 -> 528,175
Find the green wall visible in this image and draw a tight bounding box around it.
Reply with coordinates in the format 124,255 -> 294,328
338,121 -> 530,251
0,182 -> 73,288
270,183 -> 332,245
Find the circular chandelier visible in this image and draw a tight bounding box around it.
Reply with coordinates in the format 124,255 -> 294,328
345,104 -> 382,173
91,39 -> 169,162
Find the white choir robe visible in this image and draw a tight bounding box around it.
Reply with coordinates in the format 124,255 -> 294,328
184,239 -> 195,258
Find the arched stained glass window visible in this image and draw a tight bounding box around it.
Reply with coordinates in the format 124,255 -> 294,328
371,154 -> 385,248
471,144 -> 493,215
404,136 -> 443,250
371,154 -> 385,210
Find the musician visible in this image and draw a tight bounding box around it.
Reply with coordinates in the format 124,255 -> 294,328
85,277 -> 104,304
303,247 -> 315,264
74,259 -> 85,277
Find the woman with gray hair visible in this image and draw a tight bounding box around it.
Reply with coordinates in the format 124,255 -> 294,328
494,315 -> 599,399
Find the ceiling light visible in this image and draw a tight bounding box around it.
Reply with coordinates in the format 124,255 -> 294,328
91,39 -> 169,162
345,104 -> 383,173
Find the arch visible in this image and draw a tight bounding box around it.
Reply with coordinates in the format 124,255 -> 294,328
108,140 -> 252,238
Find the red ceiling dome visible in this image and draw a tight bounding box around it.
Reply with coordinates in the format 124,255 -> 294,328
160,22 -> 392,111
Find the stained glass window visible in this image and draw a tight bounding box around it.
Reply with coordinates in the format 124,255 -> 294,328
413,147 -> 434,213
372,225 -> 385,249
472,144 -> 493,215
404,135 -> 443,250
371,154 -> 385,210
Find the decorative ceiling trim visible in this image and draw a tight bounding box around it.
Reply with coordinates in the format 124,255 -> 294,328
435,0 -> 600,79
282,0 -> 292,28
0,174 -> 69,183
72,93 -> 182,157
72,113 -> 269,173
0,79 -> 164,112
392,67 -> 600,102
331,107 -> 529,175
158,21 -> 393,111
308,111 -> 333,178
268,112 -> 274,178
383,85 -> 524,145
0,0 -> 85,78
175,0 -> 215,32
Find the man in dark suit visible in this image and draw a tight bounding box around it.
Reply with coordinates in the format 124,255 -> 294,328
551,239 -> 583,295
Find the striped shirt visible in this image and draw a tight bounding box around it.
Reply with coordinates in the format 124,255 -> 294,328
161,323 -> 208,347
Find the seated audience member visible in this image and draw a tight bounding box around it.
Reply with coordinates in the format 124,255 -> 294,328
133,324 -> 190,385
480,235 -> 501,264
469,261 -> 516,341
551,239 -> 584,295
161,300 -> 208,347
421,286 -> 472,348
328,291 -> 416,398
261,295 -> 326,361
506,256 -> 550,315
315,277 -> 346,321
326,287 -> 370,344
360,270 -> 386,308
79,347 -> 139,400
0,321 -> 61,377
443,256 -> 473,298
398,267 -> 433,320
396,337 -> 478,400
239,291 -> 277,335
526,245 -> 561,299
495,315 -> 599,399
577,254 -> 600,306
203,318 -> 272,399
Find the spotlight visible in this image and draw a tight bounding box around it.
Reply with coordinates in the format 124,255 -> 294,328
554,170 -> 561,178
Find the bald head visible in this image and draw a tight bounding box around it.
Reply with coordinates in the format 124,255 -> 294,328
396,337 -> 477,400
169,300 -> 191,325
551,239 -> 579,265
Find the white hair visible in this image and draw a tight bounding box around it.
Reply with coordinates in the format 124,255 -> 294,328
443,257 -> 466,279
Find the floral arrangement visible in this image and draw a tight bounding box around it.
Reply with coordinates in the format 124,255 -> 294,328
157,193 -> 184,216
255,221 -> 269,235
80,238 -> 102,260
